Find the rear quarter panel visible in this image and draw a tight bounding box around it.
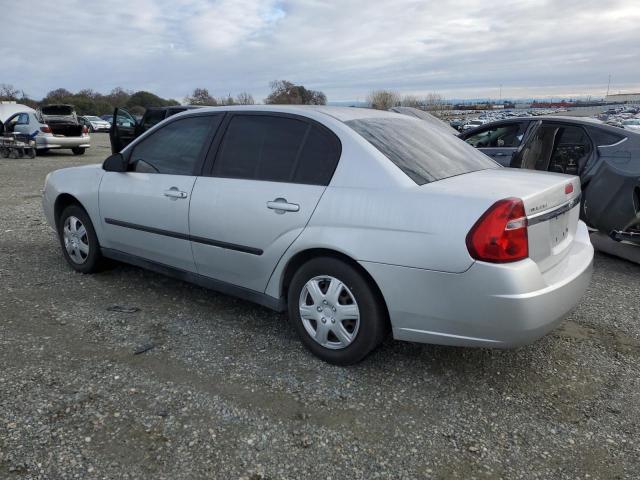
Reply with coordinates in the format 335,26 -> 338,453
264,182 -> 494,299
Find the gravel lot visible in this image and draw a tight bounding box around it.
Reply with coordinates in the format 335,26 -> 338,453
1,134 -> 639,479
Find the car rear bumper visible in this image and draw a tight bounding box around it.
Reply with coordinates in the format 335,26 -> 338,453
360,221 -> 594,348
37,135 -> 90,150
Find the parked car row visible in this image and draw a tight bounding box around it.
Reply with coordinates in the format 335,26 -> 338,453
43,105 -> 593,364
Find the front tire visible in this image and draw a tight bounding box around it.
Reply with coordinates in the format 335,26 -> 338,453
288,257 -> 387,365
72,147 -> 85,155
57,205 -> 102,273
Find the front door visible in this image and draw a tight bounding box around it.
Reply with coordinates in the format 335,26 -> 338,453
100,114 -> 221,271
189,113 -> 341,292
109,107 -> 139,153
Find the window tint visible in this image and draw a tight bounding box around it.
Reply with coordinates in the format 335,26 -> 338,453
294,125 -> 341,185
346,117 -> 497,185
130,115 -> 218,175
213,115 -> 340,185
586,127 -> 624,146
141,109 -> 167,131
464,123 -> 525,148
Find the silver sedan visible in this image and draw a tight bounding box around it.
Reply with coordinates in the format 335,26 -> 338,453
42,106 -> 593,364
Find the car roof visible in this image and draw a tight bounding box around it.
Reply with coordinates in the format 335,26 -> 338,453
512,115 -> 604,125
147,105 -> 203,112
462,114 -> 640,138
0,103 -> 36,123
183,104 -> 402,123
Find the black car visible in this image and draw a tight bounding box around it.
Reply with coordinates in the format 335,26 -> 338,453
459,116 -> 640,244
109,105 -> 202,153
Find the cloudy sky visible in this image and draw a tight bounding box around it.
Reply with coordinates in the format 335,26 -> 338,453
1,0 -> 639,102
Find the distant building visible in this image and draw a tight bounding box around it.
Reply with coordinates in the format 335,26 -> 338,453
605,93 -> 640,104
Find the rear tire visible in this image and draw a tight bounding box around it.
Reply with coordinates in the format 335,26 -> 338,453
288,257 -> 387,365
72,147 -> 85,155
57,205 -> 103,273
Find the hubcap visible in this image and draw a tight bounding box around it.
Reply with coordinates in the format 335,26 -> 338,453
299,275 -> 360,350
62,216 -> 89,264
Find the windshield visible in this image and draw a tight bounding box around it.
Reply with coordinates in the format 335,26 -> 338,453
346,117 -> 498,185
86,116 -> 102,121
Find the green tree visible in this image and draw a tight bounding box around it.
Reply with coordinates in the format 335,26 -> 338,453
126,91 -> 177,110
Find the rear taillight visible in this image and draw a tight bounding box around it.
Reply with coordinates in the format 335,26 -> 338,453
565,183 -> 574,195
82,126 -> 89,134
466,198 -> 528,263
40,125 -> 52,133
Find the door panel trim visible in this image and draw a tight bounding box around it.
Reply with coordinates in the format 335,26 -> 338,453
101,247 -> 284,311
104,217 -> 263,255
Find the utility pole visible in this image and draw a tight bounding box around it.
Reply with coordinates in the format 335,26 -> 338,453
606,74 -> 611,99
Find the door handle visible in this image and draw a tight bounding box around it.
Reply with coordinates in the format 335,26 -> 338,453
164,187 -> 188,199
267,198 -> 300,213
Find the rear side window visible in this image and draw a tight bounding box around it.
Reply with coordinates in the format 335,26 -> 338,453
346,117 -> 497,185
213,115 -> 340,185
129,115 -> 219,175
586,127 -> 625,147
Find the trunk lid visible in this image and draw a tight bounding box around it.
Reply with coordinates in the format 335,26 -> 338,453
428,168 -> 581,272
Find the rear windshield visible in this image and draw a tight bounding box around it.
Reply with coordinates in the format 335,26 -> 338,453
346,117 -> 498,185
41,105 -> 74,116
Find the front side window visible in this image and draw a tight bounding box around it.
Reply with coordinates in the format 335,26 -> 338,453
129,115 -> 218,175
5,115 -> 19,131
346,117 -> 497,185
465,123 -> 525,148
213,115 -> 340,185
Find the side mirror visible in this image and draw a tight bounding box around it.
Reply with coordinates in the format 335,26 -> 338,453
103,153 -> 127,172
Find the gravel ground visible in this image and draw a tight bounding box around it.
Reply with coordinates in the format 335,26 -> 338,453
1,134 -> 639,479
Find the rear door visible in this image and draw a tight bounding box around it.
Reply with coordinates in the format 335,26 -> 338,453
462,122 -> 528,165
580,128 -> 637,233
189,112 -> 341,292
99,113 -> 222,271
109,107 -> 139,153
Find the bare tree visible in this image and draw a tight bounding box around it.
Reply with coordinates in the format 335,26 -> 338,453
217,94 -> 235,106
425,93 -> 445,111
400,95 -> 423,108
186,88 -> 217,106
265,80 -> 327,105
0,83 -> 20,101
235,91 -> 255,105
367,90 -> 400,110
